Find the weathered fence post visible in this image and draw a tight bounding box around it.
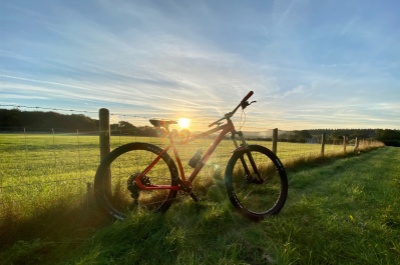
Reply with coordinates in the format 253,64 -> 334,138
99,108 -> 111,160
354,137 -> 359,152
343,136 -> 347,153
272,128 -> 278,155
320,133 -> 326,156
99,108 -> 111,196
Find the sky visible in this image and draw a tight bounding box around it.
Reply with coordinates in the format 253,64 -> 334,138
1,0 -> 399,131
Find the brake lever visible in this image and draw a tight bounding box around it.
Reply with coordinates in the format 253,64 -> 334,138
241,100 -> 257,109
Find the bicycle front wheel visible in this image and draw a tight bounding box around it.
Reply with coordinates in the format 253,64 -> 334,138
94,142 -> 179,220
225,145 -> 288,221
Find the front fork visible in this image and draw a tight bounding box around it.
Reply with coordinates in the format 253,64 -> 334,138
232,131 -> 263,183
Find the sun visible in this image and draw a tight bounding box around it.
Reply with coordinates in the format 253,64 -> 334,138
178,118 -> 191,129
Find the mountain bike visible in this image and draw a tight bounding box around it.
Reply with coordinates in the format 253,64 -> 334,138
94,91 -> 288,221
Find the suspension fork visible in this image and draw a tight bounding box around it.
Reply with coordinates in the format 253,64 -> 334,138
232,131 -> 263,183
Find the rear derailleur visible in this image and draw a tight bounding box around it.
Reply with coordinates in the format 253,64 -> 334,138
127,173 -> 151,202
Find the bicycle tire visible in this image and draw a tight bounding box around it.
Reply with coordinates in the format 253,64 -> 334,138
225,144 -> 288,221
94,142 -> 179,220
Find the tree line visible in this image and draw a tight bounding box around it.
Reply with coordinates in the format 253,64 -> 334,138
279,129 -> 400,146
0,109 -> 158,136
0,109 -> 98,132
1,109 -> 399,146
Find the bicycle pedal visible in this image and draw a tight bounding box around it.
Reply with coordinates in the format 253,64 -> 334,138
189,192 -> 199,202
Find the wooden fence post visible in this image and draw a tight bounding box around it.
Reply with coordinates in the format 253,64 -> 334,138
99,108 -> 111,195
320,133 -> 326,156
99,108 -> 111,160
354,137 -> 359,152
272,128 -> 278,155
343,136 -> 347,153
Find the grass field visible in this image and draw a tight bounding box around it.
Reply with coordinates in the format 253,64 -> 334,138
0,133 -> 388,263
0,133 -> 382,220
0,146 -> 398,264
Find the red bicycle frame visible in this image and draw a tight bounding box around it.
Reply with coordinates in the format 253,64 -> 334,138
134,91 -> 256,191
134,118 -> 244,191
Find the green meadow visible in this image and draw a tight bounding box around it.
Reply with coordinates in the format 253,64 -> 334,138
1,134 -> 396,264
0,133 -> 382,220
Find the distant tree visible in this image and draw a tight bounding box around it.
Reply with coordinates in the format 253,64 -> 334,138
350,130 -> 371,139
137,126 -> 158,137
299,130 -> 312,140
111,121 -> 137,135
0,109 -> 98,132
0,108 -> 22,128
375,129 -> 398,140
279,132 -> 290,142
289,130 -> 311,142
329,130 -> 346,140
68,114 -> 97,130
375,129 -> 400,146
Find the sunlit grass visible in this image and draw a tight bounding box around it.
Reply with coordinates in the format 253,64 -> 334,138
0,133 -> 397,264
69,147 -> 400,264
0,134 -> 382,221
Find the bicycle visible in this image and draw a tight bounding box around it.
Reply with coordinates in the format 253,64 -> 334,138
94,91 -> 288,221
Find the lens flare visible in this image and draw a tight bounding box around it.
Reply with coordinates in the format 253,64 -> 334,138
178,118 -> 191,129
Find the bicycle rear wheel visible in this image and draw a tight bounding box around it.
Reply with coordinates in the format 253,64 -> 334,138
94,142 -> 179,220
225,145 -> 288,221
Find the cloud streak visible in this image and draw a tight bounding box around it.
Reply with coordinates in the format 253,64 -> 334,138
1,0 -> 399,130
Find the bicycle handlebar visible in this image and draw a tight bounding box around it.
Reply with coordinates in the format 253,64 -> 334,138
208,91 -> 254,127
242,91 -> 254,103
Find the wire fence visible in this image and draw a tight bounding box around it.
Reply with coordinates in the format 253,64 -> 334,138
0,114 -> 384,220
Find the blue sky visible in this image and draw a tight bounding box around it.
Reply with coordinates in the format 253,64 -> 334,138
1,0 -> 399,130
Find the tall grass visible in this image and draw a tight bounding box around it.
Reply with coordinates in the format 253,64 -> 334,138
72,147 -> 400,264
0,134 -> 386,259
1,147 -> 397,264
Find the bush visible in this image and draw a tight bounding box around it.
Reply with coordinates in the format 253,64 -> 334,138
383,140 -> 400,147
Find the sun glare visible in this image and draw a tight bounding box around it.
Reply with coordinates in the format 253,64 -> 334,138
178,118 -> 191,129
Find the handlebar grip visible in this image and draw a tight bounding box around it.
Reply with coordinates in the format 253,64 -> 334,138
241,91 -> 254,102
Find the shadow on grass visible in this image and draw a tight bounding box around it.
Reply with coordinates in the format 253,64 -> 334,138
0,195 -> 112,265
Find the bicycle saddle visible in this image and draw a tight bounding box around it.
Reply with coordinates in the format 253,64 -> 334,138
149,119 -> 178,128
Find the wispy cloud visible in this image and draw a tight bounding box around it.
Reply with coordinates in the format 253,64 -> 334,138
1,0 -> 399,129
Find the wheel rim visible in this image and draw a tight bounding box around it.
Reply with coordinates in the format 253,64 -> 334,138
227,149 -> 285,216
96,145 -> 177,218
